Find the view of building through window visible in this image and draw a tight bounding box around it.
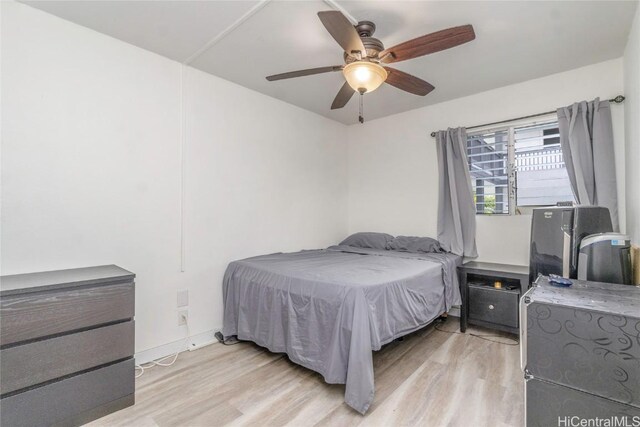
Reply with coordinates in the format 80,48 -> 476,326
467,129 -> 509,214
514,122 -> 574,207
466,120 -> 575,214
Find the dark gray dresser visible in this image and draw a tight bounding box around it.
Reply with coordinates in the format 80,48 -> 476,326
0,265 -> 135,426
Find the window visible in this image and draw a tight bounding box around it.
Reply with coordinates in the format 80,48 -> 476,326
514,122 -> 574,207
466,119 -> 575,215
467,129 -> 510,214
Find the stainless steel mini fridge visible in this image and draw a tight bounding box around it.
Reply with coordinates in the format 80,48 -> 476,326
520,277 -> 640,427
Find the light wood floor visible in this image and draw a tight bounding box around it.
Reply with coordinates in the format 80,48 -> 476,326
88,319 -> 523,427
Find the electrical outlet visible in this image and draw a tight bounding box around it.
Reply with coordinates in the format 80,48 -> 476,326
178,309 -> 188,326
177,290 -> 189,308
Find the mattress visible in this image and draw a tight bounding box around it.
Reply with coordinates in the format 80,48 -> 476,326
221,245 -> 462,414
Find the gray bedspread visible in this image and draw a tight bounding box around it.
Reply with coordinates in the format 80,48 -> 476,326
221,245 -> 461,414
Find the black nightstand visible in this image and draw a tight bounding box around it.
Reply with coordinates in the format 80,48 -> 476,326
458,261 -> 529,335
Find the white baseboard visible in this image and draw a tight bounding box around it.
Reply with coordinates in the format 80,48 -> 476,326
135,307 -> 461,364
135,328 -> 220,365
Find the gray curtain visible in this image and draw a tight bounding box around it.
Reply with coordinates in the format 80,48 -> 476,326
436,127 -> 478,257
557,98 -> 619,231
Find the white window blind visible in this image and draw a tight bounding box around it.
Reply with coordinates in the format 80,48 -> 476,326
466,119 -> 574,215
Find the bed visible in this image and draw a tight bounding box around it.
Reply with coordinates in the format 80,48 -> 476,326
221,235 -> 462,414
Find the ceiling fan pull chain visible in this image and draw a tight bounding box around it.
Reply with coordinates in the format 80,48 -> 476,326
359,92 -> 364,124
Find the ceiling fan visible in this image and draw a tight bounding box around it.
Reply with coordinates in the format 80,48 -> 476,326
266,10 -> 475,121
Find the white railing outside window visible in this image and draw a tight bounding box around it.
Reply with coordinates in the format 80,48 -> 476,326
466,120 -> 575,215
516,145 -> 564,171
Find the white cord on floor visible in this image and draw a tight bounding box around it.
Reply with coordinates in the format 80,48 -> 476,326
135,323 -> 191,378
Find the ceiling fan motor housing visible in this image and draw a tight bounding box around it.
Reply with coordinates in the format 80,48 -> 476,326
356,21 -> 376,37
343,35 -> 384,62
362,37 -> 384,57
343,21 -> 385,62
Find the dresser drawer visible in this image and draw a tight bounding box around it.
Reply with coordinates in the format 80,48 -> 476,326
1,320 -> 134,395
468,285 -> 519,328
0,282 -> 134,346
0,359 -> 134,427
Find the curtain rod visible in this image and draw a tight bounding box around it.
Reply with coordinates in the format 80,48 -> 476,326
429,95 -> 625,138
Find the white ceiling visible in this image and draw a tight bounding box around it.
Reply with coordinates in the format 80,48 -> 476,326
22,0 -> 638,125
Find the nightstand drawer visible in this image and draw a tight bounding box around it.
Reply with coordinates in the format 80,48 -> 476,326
468,285 -> 519,328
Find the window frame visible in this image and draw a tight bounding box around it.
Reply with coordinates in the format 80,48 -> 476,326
466,114 -> 571,216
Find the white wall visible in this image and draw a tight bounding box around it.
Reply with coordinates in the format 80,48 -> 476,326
347,59 -> 626,265
625,6 -> 640,245
182,67 -> 347,344
1,2 -> 348,353
1,0 -> 633,356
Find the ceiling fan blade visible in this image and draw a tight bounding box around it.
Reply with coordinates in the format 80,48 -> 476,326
331,81 -> 355,110
318,11 -> 366,57
266,65 -> 343,81
384,67 -> 435,96
380,24 -> 475,64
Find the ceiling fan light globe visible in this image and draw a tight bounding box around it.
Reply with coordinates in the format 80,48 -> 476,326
343,62 -> 387,93
354,67 -> 371,81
